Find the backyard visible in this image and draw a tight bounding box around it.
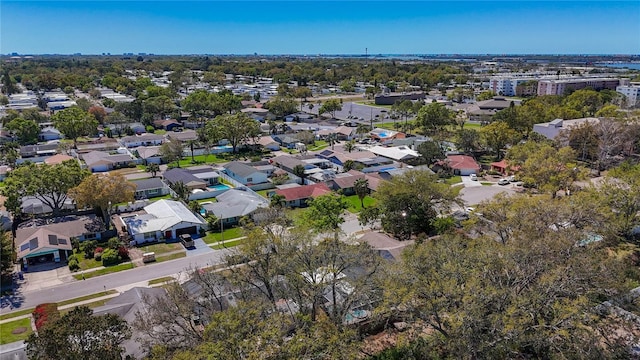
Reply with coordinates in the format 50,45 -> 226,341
343,195 -> 377,213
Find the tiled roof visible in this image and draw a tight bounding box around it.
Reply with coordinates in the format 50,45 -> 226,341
446,155 -> 480,171
275,183 -> 331,202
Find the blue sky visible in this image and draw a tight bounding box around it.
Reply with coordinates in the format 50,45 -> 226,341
1,1 -> 639,55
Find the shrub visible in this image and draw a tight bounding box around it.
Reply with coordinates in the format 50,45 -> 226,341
80,240 -> 98,259
146,125 -> 155,133
33,303 -> 59,330
94,252 -> 102,261
94,247 -> 104,254
117,246 -> 129,260
67,254 -> 78,263
107,238 -> 121,250
68,259 -> 80,271
101,248 -> 120,266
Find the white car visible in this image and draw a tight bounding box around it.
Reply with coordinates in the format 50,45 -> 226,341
497,178 -> 510,186
469,174 -> 478,181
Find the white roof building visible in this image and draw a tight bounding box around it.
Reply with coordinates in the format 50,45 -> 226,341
122,200 -> 204,244
369,145 -> 420,162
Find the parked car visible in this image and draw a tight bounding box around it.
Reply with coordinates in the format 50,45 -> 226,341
469,174 -> 478,181
508,175 -> 517,182
498,178 -> 510,186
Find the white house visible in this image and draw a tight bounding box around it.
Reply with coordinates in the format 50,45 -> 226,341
223,161 -> 269,185
121,200 -> 204,245
532,118 -> 600,140
121,133 -> 164,148
38,126 -> 62,141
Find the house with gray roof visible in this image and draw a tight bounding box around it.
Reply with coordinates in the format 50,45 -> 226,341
81,150 -> 137,172
135,146 -> 162,165
120,199 -> 204,244
223,161 -> 268,185
121,133 -> 164,148
202,188 -> 268,226
166,129 -> 198,142
131,178 -> 170,200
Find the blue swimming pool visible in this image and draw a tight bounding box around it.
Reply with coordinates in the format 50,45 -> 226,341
207,184 -> 231,191
378,131 -> 389,138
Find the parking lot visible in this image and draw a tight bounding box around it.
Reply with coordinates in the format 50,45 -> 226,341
302,102 -> 391,123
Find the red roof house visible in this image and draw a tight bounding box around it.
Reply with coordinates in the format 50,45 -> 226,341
275,183 -> 332,208
445,155 -> 481,176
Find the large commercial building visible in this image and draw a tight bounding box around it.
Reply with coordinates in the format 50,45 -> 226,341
488,78 -> 537,97
537,78 -> 621,96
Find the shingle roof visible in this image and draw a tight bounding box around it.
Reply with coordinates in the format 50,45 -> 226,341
275,183 -> 331,202
121,133 -> 164,143
202,189 -> 268,219
162,168 -> 206,186
16,216 -> 104,258
223,161 -> 260,179
136,146 -> 161,159
446,155 -> 481,171
131,178 -> 166,192
166,130 -> 197,142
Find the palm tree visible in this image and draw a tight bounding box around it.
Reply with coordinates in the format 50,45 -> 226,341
344,140 -> 355,153
145,163 -> 160,178
171,181 -> 190,202
292,164 -> 306,185
356,123 -> 370,140
186,139 -> 199,163
270,194 -> 286,208
353,178 -> 369,209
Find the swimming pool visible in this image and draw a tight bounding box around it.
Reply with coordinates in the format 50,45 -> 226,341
377,131 -> 389,138
207,184 -> 231,191
344,309 -> 369,323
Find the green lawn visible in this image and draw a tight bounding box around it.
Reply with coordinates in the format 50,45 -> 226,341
210,238 -> 244,250
155,252 -> 186,263
481,182 -> 494,186
308,140 -> 329,152
451,184 -> 464,196
256,189 -> 272,199
444,176 -> 462,185
343,195 -> 377,213
58,290 -> 117,307
0,318 -> 33,344
74,251 -> 102,271
148,276 -> 176,286
176,154 -> 226,167
202,227 -> 245,244
197,197 -> 217,204
0,308 -> 34,321
73,262 -> 136,280
137,242 -> 183,255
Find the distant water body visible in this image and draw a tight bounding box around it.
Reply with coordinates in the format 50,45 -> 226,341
596,63 -> 640,70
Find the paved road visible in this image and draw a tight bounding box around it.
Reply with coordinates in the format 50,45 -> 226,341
459,184 -> 516,205
0,249 -> 231,313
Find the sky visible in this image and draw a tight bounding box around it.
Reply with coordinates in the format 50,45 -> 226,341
1,1 -> 639,55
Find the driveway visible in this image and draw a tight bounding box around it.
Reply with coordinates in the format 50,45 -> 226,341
460,185 -> 516,205
20,263 -> 71,292
186,237 -> 214,257
460,175 -> 482,188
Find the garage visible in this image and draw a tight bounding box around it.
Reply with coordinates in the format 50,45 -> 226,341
176,226 -> 197,237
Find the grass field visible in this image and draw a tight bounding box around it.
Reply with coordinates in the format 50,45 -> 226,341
155,252 -> 186,263
74,251 -> 102,271
138,242 -> 183,255
202,227 -> 245,244
73,262 -> 135,280
0,318 -> 33,344
343,195 -> 377,213
176,154 -> 226,167
210,238 -> 244,250
148,276 -> 176,286
444,176 -> 462,185
308,140 -> 329,151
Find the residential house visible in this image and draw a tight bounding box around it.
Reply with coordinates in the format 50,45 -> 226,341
275,183 -> 332,208
135,146 -> 163,165
273,135 -> 299,149
223,161 -> 269,186
131,178 -> 170,200
202,188 -> 268,226
332,126 -> 356,141
81,151 -> 137,172
316,148 -> 379,167
532,118 -> 600,140
369,145 -> 420,163
166,129 -> 198,142
153,119 -> 182,131
271,155 -> 307,173
256,136 -> 281,151
16,216 -> 104,267
21,196 -> 76,215
163,168 -> 208,190
357,231 -> 414,261
44,154 -> 74,165
187,166 -> 221,186
327,170 -> 367,195
19,143 -> 58,159
490,159 -> 519,175
121,133 -> 164,148
442,155 -> 481,176
93,287 -> 167,360
38,126 -> 62,141
121,199 -> 204,244
467,96 -> 521,122
75,139 -> 121,154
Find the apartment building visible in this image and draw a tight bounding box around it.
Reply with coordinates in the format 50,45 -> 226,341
616,84 -> 640,108
537,78 -> 620,96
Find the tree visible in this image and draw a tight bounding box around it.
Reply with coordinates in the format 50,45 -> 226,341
159,141 -> 184,167
303,194 -> 347,240
26,306 -> 131,360
1,160 -> 89,216
601,162 -> 640,236
0,142 -> 19,167
69,173 -> 136,228
269,194 -> 286,208
374,170 -> 460,239
75,98 -> 92,112
353,177 -> 369,209
355,123 -> 370,140
146,163 -> 160,177
476,90 -> 496,101
87,106 -> 107,124
479,121 -> 519,159
455,128 -> 481,153
559,121 -> 599,162
171,181 -> 190,202
0,231 -> 14,282
415,102 -> 453,135
319,98 -> 342,118
344,140 -> 355,153
182,90 -> 213,126
51,107 -> 98,144
5,117 -> 40,145
264,96 -> 297,118
292,164 -> 306,185
417,140 -> 445,164
213,113 -> 260,153
392,99 -> 415,132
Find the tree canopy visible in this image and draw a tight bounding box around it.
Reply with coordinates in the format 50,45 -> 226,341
51,107 -> 99,144
69,173 -> 136,228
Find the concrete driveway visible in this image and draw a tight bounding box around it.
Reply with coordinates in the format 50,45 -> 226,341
460,185 -> 516,205
460,175 -> 482,188
186,237 -> 214,257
